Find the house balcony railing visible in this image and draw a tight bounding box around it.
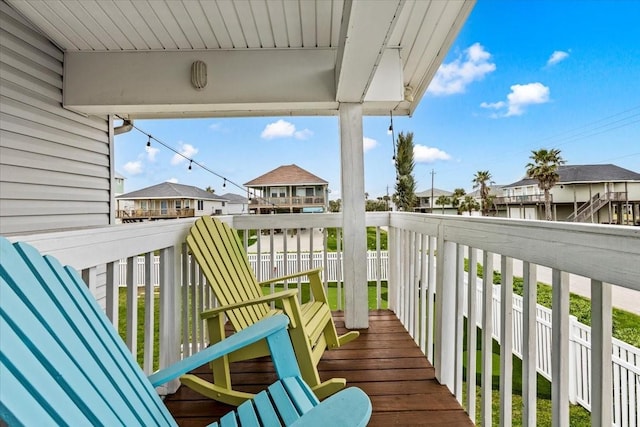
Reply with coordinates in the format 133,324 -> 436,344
116,208 -> 195,221
7,213 -> 639,426
494,194 -> 549,204
250,196 -> 326,207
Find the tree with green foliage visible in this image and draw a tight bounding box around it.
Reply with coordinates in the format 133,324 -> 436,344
435,195 -> 450,214
526,148 -> 565,220
393,132 -> 417,211
472,170 -> 494,216
458,195 -> 480,215
450,188 -> 466,214
366,198 -> 388,211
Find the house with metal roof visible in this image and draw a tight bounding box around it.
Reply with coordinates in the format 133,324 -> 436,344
495,164 -> 640,224
414,188 -> 454,213
244,164 -> 329,214
116,182 -> 228,222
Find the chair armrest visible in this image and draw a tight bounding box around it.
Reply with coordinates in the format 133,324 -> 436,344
289,387 -> 372,427
199,289 -> 299,320
148,315 -> 290,387
258,267 -> 323,286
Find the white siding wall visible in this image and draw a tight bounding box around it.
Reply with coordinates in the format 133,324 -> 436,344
0,1 -> 112,235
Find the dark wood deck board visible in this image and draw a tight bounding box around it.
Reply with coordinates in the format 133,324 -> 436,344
164,310 -> 473,426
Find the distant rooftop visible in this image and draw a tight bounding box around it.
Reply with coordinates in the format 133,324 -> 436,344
219,193 -> 248,203
504,164 -> 640,188
415,188 -> 453,198
244,164 -> 328,187
116,182 -> 225,200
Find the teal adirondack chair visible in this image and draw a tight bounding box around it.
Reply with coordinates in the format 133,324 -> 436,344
0,237 -> 371,426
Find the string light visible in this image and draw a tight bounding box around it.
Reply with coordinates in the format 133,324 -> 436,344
115,115 -> 277,208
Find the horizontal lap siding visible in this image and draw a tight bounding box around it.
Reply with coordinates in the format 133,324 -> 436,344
0,1 -> 111,235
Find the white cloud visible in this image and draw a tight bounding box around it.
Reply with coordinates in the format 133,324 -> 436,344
171,142 -> 198,165
363,137 -> 378,152
146,146 -> 159,162
123,161 -> 143,175
261,119 -> 295,139
429,43 -> 496,96
413,145 -> 451,163
167,177 -> 179,183
209,122 -> 222,130
294,129 -> 313,140
481,82 -> 550,117
261,119 -> 313,140
547,50 -> 569,66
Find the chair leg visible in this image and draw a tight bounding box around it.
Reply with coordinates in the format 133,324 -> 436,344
337,331 -> 360,347
311,378 -> 348,401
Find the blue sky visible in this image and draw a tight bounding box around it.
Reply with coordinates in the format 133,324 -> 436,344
115,0 -> 640,200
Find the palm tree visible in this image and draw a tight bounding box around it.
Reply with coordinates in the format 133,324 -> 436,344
435,195 -> 450,214
393,132 -> 417,211
472,170 -> 493,216
458,195 -> 480,215
526,148 -> 566,221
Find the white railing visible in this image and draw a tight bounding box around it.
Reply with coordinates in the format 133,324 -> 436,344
8,212 -> 640,427
388,212 -> 640,427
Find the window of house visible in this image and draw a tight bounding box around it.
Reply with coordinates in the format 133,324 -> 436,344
270,187 -> 286,198
184,200 -> 190,208
175,200 -> 181,209
140,200 -> 147,210
197,200 -> 204,210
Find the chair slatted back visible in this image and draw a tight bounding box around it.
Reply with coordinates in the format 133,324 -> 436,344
187,216 -> 270,329
0,238 -> 175,426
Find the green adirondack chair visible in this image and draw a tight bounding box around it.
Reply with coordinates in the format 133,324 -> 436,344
0,237 -> 371,426
183,216 -> 360,405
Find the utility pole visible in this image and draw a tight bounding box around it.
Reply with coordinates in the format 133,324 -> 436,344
430,169 -> 435,213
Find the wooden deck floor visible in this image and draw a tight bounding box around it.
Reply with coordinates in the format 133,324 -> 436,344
164,310 -> 473,426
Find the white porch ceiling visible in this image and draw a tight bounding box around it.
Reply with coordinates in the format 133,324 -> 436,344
6,0 -> 475,118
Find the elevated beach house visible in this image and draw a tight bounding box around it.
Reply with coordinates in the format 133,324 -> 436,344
244,164 -> 329,214
495,164 -> 640,224
1,1 -> 637,426
115,182 -> 228,222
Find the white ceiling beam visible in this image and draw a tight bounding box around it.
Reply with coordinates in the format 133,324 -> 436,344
63,50 -> 337,116
335,0 -> 404,103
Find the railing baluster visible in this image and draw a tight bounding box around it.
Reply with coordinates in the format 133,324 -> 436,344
454,244 -> 465,403
481,250 -> 494,427
105,261 -> 118,326
190,250 -> 197,354
125,256 -> 137,354
522,261 -> 537,427
158,244 -> 181,395
181,247 -> 190,357
499,255 -> 513,427
376,226 -> 382,310
143,252 -> 154,374
419,234 -> 428,354
434,235 -> 456,390
591,279 -> 613,427
466,247 -> 478,422
426,235 -> 436,361
551,269 -> 570,426
408,230 -> 416,339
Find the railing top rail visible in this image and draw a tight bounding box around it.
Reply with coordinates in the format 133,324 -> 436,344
389,212 -> 640,291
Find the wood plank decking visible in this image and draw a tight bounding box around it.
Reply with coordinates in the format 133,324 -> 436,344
164,310 -> 473,426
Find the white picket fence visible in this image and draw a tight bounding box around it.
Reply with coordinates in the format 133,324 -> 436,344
466,279 -> 640,427
119,252 -> 639,425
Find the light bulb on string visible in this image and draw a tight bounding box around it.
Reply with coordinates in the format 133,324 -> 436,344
146,135 -> 151,152
223,178 -> 226,188
188,160 -> 192,171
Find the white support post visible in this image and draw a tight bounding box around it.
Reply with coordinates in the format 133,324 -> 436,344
157,244 -> 181,395
339,102 -> 368,329
522,262 -> 537,427
434,231 -> 456,391
419,233 -> 428,354
466,247 -> 478,422
591,279 -> 613,427
481,251 -> 494,427
499,256 -> 513,427
551,269 -> 570,427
